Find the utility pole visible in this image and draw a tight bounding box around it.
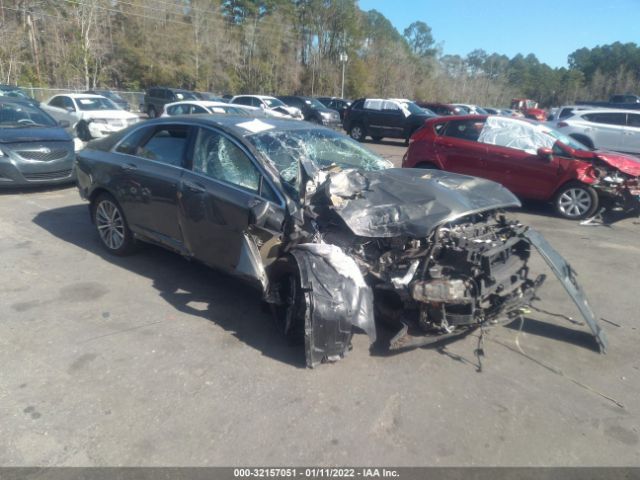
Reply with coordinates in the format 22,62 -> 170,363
339,52 -> 348,99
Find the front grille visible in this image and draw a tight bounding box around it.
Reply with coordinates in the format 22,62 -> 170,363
16,148 -> 70,162
23,169 -> 72,181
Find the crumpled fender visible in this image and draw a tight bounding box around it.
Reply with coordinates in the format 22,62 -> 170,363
290,244 -> 376,368
524,228 -> 607,353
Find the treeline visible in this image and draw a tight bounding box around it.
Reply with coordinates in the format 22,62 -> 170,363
0,0 -> 638,107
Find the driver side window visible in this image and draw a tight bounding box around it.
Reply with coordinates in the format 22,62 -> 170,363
193,127 -> 260,193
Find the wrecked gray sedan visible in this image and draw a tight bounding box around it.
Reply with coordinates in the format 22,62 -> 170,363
76,116 -> 607,367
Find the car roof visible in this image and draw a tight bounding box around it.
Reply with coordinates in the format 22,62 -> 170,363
144,115 -> 332,138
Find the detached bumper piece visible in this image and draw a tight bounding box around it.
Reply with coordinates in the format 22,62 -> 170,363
290,244 -> 376,368
524,228 -> 607,353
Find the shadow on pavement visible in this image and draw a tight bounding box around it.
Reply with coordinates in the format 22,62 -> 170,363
32,204 -> 306,368
504,317 -> 600,353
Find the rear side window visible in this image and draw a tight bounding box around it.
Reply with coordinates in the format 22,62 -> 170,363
442,119 -> 485,142
582,112 -> 626,126
433,122 -> 446,135
627,114 -> 640,127
233,97 -> 251,106
364,99 -> 383,110
115,126 -> 153,155
137,126 -> 190,167
167,104 -> 190,115
559,108 -> 575,119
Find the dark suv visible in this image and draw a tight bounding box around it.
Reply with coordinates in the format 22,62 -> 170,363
276,96 -> 341,128
143,87 -> 198,118
343,98 -> 435,143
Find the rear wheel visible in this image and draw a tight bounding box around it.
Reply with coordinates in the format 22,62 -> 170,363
92,193 -> 136,255
553,182 -> 599,220
349,124 -> 366,142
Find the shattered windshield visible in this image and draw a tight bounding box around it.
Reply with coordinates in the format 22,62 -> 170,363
248,128 -> 392,189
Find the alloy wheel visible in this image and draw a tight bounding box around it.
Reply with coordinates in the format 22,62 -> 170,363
95,200 -> 126,250
350,125 -> 363,141
557,188 -> 593,218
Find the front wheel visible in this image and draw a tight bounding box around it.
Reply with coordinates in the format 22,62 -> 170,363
92,193 -> 136,255
553,182 -> 599,220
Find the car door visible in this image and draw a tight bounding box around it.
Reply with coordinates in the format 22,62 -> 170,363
179,126 -> 286,276
582,112 -> 627,151
482,144 -> 560,199
434,118 -> 489,178
112,123 -> 193,252
624,113 -> 640,154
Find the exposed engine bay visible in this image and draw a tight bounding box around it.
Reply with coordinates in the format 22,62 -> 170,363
320,212 -> 542,350
266,167 -> 608,367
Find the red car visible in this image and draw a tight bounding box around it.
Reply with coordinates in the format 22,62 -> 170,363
403,115 -> 640,220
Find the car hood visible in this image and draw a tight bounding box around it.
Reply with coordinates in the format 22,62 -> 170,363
0,126 -> 72,144
592,150 -> 640,177
323,168 -> 521,238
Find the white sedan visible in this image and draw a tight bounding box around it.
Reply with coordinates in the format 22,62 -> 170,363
42,93 -> 140,141
554,108 -> 640,154
160,100 -> 255,117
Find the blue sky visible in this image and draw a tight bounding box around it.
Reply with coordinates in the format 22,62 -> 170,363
358,0 -> 639,68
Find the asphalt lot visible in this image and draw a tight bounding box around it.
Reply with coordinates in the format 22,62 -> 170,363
1,139 -> 640,466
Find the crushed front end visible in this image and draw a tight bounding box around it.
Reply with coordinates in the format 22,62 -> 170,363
368,213 -> 544,350
270,168 -> 607,367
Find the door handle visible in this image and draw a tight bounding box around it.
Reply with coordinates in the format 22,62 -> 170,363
442,142 -> 454,148
184,180 -> 206,193
122,163 -> 137,171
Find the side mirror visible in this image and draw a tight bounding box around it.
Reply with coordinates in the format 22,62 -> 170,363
537,146 -> 553,161
65,106 -> 75,113
58,120 -> 70,128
